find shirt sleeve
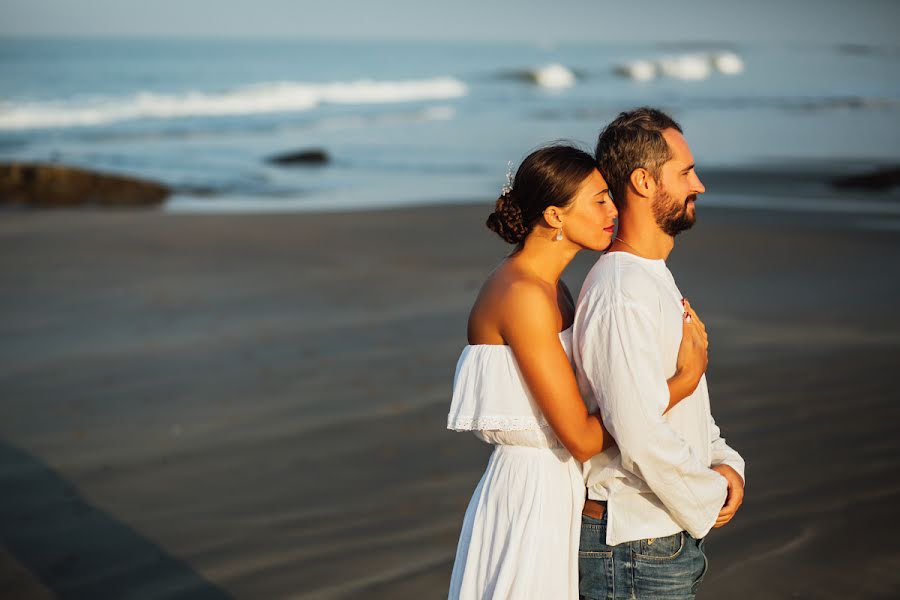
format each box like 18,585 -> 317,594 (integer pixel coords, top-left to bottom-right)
709,412 -> 746,485
576,295 -> 728,539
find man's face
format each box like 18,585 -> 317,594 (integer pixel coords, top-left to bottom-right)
651,128 -> 706,237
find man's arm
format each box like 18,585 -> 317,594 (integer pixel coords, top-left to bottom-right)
709,412 -> 745,484
576,295 -> 727,539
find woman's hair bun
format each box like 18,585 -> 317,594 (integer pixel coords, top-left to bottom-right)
485,143 -> 597,246
486,191 -> 528,244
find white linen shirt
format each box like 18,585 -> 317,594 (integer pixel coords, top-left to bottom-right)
574,251 -> 745,546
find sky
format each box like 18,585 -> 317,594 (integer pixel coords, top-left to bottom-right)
1,0 -> 898,45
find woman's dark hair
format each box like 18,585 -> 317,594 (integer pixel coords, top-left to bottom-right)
486,143 -> 596,245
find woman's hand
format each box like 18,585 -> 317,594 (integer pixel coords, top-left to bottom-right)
678,298 -> 708,379
665,299 -> 709,414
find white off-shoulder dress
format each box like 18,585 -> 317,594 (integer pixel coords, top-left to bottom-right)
447,327 -> 584,600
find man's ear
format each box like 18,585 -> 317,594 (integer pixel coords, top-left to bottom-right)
629,168 -> 654,199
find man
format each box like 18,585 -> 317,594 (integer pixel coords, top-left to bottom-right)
574,107 -> 746,599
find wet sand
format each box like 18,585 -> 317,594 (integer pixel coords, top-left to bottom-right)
1,198 -> 899,599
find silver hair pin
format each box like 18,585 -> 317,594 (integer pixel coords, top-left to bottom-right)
501,161 -> 513,195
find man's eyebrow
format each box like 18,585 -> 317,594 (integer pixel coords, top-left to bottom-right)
682,163 -> 695,173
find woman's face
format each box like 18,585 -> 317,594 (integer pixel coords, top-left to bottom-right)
558,169 -> 618,251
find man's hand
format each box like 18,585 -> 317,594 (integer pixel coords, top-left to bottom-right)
711,464 -> 744,528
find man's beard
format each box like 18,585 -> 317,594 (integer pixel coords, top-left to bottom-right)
652,186 -> 696,237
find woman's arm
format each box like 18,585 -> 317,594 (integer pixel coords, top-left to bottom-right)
502,286 -> 710,461
501,282 -> 613,463
564,281 -> 707,417
664,299 -> 709,415
666,371 -> 701,413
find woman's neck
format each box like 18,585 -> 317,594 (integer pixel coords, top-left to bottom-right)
513,233 -> 579,285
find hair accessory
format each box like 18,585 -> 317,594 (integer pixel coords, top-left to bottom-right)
501,161 -> 513,196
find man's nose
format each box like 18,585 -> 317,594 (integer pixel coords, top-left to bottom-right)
692,173 -> 706,194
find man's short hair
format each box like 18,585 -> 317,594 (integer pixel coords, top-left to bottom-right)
595,107 -> 682,210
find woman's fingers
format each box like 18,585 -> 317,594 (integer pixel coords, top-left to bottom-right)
682,300 -> 708,352
683,313 -> 706,346
683,299 -> 706,329
686,306 -> 705,333
682,299 -> 695,324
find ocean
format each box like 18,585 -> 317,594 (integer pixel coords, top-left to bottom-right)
1,38 -> 898,212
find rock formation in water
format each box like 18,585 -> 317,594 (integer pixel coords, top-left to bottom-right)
0,163 -> 170,207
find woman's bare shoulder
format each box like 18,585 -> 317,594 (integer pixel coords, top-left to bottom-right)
467,261 -> 557,345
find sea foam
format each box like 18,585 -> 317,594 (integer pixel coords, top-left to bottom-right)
530,64 -> 577,89
615,60 -> 657,82
0,77 -> 468,130
658,54 -> 713,81
615,51 -> 745,82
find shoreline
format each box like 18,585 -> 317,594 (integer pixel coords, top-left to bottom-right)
3,189 -> 899,221
3,159 -> 899,216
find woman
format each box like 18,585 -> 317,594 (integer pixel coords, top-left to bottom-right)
447,144 -> 708,599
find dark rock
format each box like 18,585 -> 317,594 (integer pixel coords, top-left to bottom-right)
832,166 -> 900,191
0,163 -> 169,207
266,148 -> 330,166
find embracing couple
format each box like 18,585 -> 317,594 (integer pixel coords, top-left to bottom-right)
447,107 -> 746,600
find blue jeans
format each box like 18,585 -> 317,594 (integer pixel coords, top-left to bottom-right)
578,511 -> 709,600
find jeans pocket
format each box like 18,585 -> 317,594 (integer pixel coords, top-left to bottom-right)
632,533 -> 697,598
579,515 -> 613,600
691,537 -> 709,594
633,531 -> 685,561
578,550 -> 613,600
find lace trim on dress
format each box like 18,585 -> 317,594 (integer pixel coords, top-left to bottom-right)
447,414 -> 550,431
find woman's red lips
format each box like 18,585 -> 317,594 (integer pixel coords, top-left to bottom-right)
603,225 -> 615,232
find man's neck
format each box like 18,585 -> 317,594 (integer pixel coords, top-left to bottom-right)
609,214 -> 674,261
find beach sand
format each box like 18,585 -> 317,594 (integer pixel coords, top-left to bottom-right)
1,200 -> 899,599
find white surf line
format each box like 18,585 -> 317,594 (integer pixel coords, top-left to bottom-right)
0,77 -> 469,130
701,193 -> 900,216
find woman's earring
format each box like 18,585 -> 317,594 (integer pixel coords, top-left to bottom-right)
556,228 -> 563,241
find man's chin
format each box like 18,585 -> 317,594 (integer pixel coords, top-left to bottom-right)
684,203 -> 697,224
654,196 -> 697,236
667,212 -> 696,236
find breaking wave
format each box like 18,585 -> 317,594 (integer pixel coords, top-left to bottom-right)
615,51 -> 745,82
0,77 -> 468,130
